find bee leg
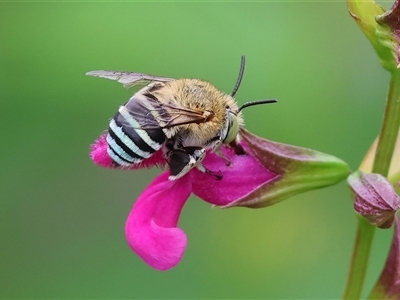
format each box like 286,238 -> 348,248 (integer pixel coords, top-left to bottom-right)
185,146 -> 223,180
196,163 -> 223,180
215,148 -> 232,166
167,146 -> 223,181
214,139 -> 246,166
168,150 -> 197,180
167,147 -> 206,180
208,137 -> 231,166
229,140 -> 246,155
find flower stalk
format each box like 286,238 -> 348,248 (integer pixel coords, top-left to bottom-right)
373,70 -> 400,176
343,216 -> 376,300
343,70 -> 400,299
344,0 -> 400,296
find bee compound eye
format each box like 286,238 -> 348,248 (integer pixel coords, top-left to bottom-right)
223,112 -> 239,144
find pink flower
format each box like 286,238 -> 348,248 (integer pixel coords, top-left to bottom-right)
90,128 -> 349,270
91,132 -> 278,270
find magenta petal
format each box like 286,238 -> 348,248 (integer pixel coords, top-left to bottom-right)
90,133 -> 166,169
125,172 -> 192,270
191,145 -> 278,206
90,134 -> 113,168
131,149 -> 166,169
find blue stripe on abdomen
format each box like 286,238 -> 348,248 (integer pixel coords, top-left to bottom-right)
106,110 -> 166,166
106,134 -> 142,164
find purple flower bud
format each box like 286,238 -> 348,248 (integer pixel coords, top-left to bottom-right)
348,171 -> 400,228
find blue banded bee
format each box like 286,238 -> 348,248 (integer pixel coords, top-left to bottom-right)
87,56 -> 277,180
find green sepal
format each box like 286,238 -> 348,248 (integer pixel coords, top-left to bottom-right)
223,128 -> 350,208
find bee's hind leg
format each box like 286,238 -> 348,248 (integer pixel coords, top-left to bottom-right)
196,163 -> 223,180
167,146 -> 223,181
167,148 -> 202,181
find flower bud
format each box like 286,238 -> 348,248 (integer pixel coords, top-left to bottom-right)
348,170 -> 400,228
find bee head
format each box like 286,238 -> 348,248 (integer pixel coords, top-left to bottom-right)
222,99 -> 277,144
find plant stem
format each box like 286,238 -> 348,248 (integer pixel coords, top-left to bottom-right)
373,70 -> 400,176
343,217 -> 375,300
343,69 -> 400,300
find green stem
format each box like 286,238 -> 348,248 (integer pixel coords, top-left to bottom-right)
373,70 -> 400,175
343,217 -> 375,300
343,70 -> 400,300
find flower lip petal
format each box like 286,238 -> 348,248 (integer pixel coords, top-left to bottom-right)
90,133 -> 166,169
125,172 -> 192,270
191,142 -> 279,206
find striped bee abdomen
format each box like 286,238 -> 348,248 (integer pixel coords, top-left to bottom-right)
106,98 -> 166,167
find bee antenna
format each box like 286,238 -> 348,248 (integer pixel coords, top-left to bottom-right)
231,55 -> 246,97
238,99 -> 278,112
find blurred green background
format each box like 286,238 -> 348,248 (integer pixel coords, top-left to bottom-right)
0,1 -> 395,299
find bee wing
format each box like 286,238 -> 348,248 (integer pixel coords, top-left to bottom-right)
122,94 -> 209,130
159,102 -> 210,129
86,70 -> 174,88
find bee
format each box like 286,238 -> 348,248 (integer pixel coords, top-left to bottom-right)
87,55 -> 277,180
